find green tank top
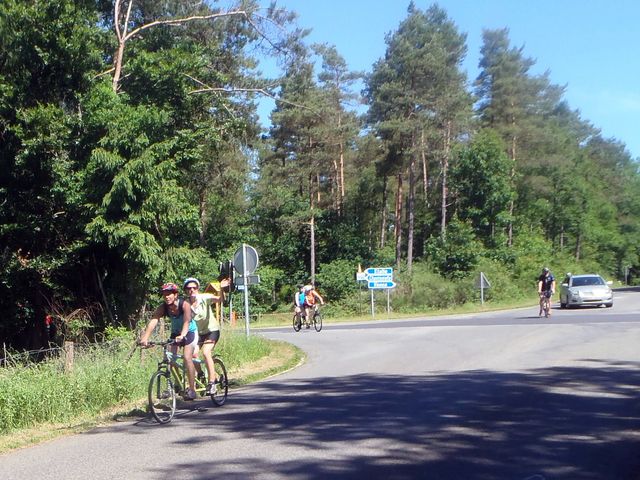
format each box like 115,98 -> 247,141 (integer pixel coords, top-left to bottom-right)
164,298 -> 197,335
190,293 -> 220,334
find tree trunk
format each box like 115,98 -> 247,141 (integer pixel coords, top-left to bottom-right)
421,129 -> 428,202
507,134 -> 517,247
407,139 -> 416,274
310,212 -> 316,285
394,173 -> 403,269
112,0 -> 132,92
331,157 -> 339,212
440,121 -> 451,238
380,174 -> 388,248
339,141 -> 345,215
309,174 -> 316,285
198,191 -> 207,247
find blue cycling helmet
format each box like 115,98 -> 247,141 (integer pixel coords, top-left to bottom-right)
183,277 -> 200,289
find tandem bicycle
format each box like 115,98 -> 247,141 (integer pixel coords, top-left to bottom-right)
141,339 -> 228,424
292,305 -> 323,332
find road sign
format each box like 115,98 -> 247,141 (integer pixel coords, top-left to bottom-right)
364,267 -> 394,289
368,280 -> 396,289
356,272 -> 367,281
366,267 -> 393,276
235,274 -> 260,286
233,244 -> 259,275
475,272 -> 491,289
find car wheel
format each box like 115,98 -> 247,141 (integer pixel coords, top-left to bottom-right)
560,301 -> 566,309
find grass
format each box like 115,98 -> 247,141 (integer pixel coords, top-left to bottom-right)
0,330 -> 303,454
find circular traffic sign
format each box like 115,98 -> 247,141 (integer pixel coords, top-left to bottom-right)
233,244 -> 259,275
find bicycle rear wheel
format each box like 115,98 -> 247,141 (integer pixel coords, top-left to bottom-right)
210,357 -> 228,406
313,311 -> 322,332
148,370 -> 176,424
293,313 -> 301,332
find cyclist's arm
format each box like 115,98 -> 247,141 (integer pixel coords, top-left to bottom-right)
551,279 -> 556,294
537,280 -> 543,294
314,291 -> 325,305
140,305 -> 164,345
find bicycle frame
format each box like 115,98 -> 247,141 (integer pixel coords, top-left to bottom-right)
154,340 -> 228,400
145,340 -> 228,424
165,349 -> 209,396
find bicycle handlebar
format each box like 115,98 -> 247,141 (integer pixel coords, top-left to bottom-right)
137,339 -> 176,348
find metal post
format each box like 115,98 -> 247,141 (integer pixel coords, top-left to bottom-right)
242,244 -> 250,337
370,289 -> 375,318
387,288 -> 390,314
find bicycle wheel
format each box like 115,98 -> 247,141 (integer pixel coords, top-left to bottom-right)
313,311 -> 322,332
210,357 -> 228,406
148,370 -> 176,424
293,313 -> 301,332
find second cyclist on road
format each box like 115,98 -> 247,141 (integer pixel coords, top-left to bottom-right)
537,267 -> 556,318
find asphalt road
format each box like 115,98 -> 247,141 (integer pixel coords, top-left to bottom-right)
1,291 -> 639,480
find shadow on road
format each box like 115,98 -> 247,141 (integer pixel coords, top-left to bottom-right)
126,360 -> 640,480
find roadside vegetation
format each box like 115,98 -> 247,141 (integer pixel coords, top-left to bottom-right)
0,328 -> 302,453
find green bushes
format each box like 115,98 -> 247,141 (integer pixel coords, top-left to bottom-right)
393,265 -> 471,312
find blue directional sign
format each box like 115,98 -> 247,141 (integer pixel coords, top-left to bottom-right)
368,280 -> 396,289
366,267 -> 392,276
364,267 -> 395,289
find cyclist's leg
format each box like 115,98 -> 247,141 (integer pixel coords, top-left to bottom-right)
201,331 -> 219,392
182,332 -> 198,396
304,305 -> 311,327
538,294 -> 544,316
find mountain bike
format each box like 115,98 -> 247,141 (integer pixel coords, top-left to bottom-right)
142,340 -> 228,424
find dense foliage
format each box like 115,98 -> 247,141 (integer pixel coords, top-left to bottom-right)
1,1 -> 638,349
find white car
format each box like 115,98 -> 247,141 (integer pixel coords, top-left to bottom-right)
559,274 -> 613,309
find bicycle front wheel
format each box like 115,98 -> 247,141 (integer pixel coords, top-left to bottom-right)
210,357 -> 229,406
293,314 -> 301,332
313,311 -> 323,332
148,370 -> 176,424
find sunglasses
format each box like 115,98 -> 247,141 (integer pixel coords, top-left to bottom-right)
184,285 -> 198,291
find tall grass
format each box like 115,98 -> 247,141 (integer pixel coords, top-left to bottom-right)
0,329 -> 274,435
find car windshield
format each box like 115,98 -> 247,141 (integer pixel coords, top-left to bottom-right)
572,276 -> 605,287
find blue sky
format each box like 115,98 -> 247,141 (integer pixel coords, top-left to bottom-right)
255,0 -> 640,160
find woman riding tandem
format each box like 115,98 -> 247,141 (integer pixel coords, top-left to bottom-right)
183,277 -> 227,395
139,282 -> 199,400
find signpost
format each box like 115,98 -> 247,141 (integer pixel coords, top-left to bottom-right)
233,244 -> 259,336
475,272 -> 491,304
359,267 -> 396,317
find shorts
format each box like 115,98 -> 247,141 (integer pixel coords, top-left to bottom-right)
199,330 -> 220,344
170,330 -> 198,349
542,290 -> 552,298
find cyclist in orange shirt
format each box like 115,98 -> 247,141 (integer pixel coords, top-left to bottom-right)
302,284 -> 324,328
